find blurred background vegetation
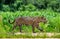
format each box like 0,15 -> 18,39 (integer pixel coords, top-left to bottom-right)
0,0 -> 60,12
0,0 -> 60,38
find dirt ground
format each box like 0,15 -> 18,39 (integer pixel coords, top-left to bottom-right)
14,32 -> 60,38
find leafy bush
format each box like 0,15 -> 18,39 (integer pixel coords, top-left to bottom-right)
0,8 -> 60,33
48,16 -> 60,32
2,5 -> 10,12
0,15 -> 6,34
24,4 -> 36,11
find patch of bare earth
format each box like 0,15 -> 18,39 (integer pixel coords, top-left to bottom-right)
14,32 -> 60,37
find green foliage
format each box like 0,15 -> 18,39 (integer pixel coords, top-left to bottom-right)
0,15 -> 6,34
0,0 -> 60,12
0,8 -> 60,33
0,8 -> 60,38
2,5 -> 10,12
24,4 -> 36,11
48,16 -> 60,32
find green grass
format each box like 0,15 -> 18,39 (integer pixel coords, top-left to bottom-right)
0,8 -> 60,38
